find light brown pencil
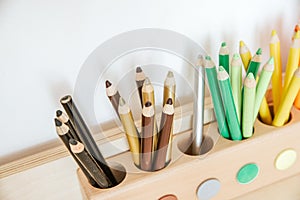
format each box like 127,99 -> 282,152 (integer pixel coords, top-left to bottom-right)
135,66 -> 146,107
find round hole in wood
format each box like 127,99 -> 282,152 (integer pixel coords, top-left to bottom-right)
158,194 -> 178,200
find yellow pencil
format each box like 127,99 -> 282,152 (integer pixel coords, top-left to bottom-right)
273,68 -> 300,127
282,31 -> 300,97
258,97 -> 272,125
239,40 -> 252,71
269,30 -> 282,114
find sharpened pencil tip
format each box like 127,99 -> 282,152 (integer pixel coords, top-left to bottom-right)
218,66 -> 225,72
233,53 -> 240,60
239,40 -> 245,47
55,118 -> 62,126
247,72 -> 255,80
271,30 -> 277,36
167,71 -> 174,78
166,98 -> 173,105
105,80 -> 112,88
221,42 -> 227,47
256,48 -> 262,55
136,66 -> 142,73
119,97 -> 126,106
69,138 -> 77,145
144,77 -> 151,85
205,55 -> 211,61
268,57 -> 274,65
56,110 -> 63,117
145,101 -> 152,107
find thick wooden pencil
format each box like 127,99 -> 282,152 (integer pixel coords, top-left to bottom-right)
253,57 -> 274,123
106,80 -> 121,118
219,42 -> 230,73
60,95 -> 117,185
69,139 -> 110,188
230,53 -> 242,123
246,48 -> 262,78
154,98 -> 174,171
218,66 -> 242,140
136,66 -> 146,107
141,101 -> 156,171
191,55 -> 205,154
54,119 -> 98,187
56,110 -> 80,141
163,71 -> 176,162
273,68 -> 300,126
118,97 -> 140,167
282,31 -> 300,96
204,56 -> 230,139
269,30 -> 282,114
239,40 -> 252,71
242,73 -> 256,138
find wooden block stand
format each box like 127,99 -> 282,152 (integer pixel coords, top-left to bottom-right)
77,107 -> 300,200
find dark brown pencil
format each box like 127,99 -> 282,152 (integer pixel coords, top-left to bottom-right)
135,66 -> 146,107
54,119 -> 98,187
105,80 -> 121,118
56,110 -> 80,141
141,101 -> 155,171
153,98 -> 174,170
60,95 -> 117,186
69,139 -> 110,188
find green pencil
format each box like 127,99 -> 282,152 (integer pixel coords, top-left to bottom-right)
230,53 -> 242,123
217,66 -> 242,141
242,73 -> 256,138
204,56 -> 230,139
219,42 -> 230,74
246,48 -> 262,78
253,57 -> 274,123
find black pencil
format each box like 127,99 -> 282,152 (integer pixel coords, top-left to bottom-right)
54,119 -> 98,187
69,139 -> 110,188
105,80 -> 121,118
60,95 -> 118,186
56,110 -> 80,141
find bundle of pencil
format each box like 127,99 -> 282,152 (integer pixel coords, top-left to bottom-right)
54,95 -> 118,188
106,68 -> 176,171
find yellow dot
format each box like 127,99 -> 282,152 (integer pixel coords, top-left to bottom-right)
275,149 -> 297,170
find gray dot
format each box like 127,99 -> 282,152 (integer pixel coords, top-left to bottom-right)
197,179 -> 221,200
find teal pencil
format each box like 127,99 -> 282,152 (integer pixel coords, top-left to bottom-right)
246,48 -> 262,78
253,57 -> 274,123
242,73 -> 256,138
219,42 -> 230,74
204,56 -> 230,139
217,66 -> 242,141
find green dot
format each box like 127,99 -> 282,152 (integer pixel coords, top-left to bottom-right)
237,163 -> 259,184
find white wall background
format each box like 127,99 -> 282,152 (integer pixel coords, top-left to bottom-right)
0,0 -> 299,158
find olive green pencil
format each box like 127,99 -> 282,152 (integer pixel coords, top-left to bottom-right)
204,56 -> 230,139
217,66 -> 242,140
242,73 -> 256,138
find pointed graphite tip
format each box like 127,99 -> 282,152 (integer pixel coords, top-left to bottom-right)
145,101 -> 152,107
205,55 -> 211,61
233,53 -> 240,60
56,110 -> 63,117
69,138 -> 77,145
144,77 -> 151,85
119,97 -> 126,106
55,118 -> 62,127
105,80 -> 112,88
247,72 -> 255,80
136,66 -> 142,73
218,65 -> 226,72
239,40 -> 245,47
167,71 -> 174,78
271,30 -> 277,36
256,48 -> 262,55
166,98 -> 173,105
221,42 -> 227,47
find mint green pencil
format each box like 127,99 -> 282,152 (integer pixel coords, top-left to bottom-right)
246,48 -> 262,78
219,42 -> 230,74
230,53 -> 242,123
204,56 -> 230,139
242,73 -> 256,138
217,66 -> 242,140
253,57 -> 274,123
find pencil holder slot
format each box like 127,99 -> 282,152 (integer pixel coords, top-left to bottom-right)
257,104 -> 293,127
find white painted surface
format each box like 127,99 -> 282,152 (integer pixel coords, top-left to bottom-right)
0,0 -> 299,157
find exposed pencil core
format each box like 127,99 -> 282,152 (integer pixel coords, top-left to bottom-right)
56,110 -> 63,117
55,118 -> 62,126
145,101 -> 152,107
166,98 -> 172,105
105,80 -> 112,88
69,138 -> 77,145
136,66 -> 142,73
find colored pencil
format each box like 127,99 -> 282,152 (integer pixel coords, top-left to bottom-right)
273,68 -> 300,126
219,42 -> 230,73
106,80 -> 121,119
191,55 -> 205,154
269,30 -> 282,114
246,48 -> 262,78
242,73 -> 256,138
154,98 -> 174,171
142,77 -> 155,107
253,57 -> 274,123
258,97 -> 272,125
217,66 -> 242,140
69,139 -> 110,188
136,66 -> 146,107
239,40 -> 252,71
230,53 -> 242,123
204,56 -> 230,139
56,110 -> 80,142
55,119 -> 98,187
118,97 -> 140,167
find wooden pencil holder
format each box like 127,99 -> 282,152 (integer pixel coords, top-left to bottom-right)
77,107 -> 300,200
